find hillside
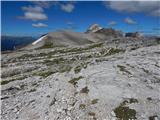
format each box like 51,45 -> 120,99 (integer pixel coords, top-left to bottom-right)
1,35 -> 160,120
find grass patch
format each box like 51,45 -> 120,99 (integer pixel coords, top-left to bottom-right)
68,76 -> 83,86
91,99 -> 99,104
18,54 -> 35,60
74,65 -> 82,74
59,65 -> 72,73
80,86 -> 89,94
114,98 -> 138,120
40,42 -> 66,49
43,58 -> 66,65
35,71 -> 55,78
86,42 -> 103,49
79,104 -> 86,109
41,43 -> 103,56
114,105 -> 136,120
39,41 -> 54,49
107,48 -> 125,55
129,98 -> 138,104
74,62 -> 89,74
1,76 -> 27,85
100,48 -> 125,56
117,65 -> 131,75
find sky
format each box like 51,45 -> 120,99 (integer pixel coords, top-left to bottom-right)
1,1 -> 160,36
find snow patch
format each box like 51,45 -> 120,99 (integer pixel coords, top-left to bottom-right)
32,35 -> 46,45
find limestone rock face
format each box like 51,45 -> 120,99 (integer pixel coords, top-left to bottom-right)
95,28 -> 124,37
86,24 -> 103,33
1,37 -> 160,120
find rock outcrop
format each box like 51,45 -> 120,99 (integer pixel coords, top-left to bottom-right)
95,28 -> 124,38
86,24 -> 103,33
1,36 -> 160,120
125,32 -> 142,38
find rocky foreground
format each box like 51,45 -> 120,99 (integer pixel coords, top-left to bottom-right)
1,41 -> 160,120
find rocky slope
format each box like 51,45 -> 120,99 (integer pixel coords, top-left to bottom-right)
24,25 -> 124,50
1,36 -> 160,120
24,30 -> 98,50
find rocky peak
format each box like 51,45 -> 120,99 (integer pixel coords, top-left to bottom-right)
86,24 -> 103,33
95,28 -> 124,37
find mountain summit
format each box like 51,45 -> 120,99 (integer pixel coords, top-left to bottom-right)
86,24 -> 103,33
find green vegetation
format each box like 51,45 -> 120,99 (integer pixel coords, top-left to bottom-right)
74,65 -> 82,74
68,76 -> 83,86
91,99 -> 99,104
59,65 -> 72,73
38,41 -> 66,49
107,48 -> 125,55
114,105 -> 136,120
41,42 -> 103,56
35,71 -> 56,78
114,98 -> 138,120
74,62 -> 89,74
79,104 -> 86,109
80,86 -> 89,94
43,58 -> 66,65
39,42 -> 54,49
1,76 -> 27,85
129,98 -> 138,104
117,65 -> 131,75
86,42 -> 103,49
99,48 -> 125,57
18,54 -> 35,60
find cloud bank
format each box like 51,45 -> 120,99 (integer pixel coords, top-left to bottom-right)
105,1 -> 160,17
124,18 -> 137,24
61,3 -> 75,13
108,21 -> 117,26
32,23 -> 48,28
19,6 -> 48,21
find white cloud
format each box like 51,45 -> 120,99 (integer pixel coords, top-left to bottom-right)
124,17 -> 137,24
61,3 -> 74,13
32,22 -> 48,27
108,21 -> 117,26
19,6 -> 48,21
32,1 -> 59,8
150,8 -> 160,17
105,1 -> 160,17
24,12 -> 47,21
22,6 -> 43,12
66,21 -> 73,25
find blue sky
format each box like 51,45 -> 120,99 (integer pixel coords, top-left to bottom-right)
1,1 -> 160,36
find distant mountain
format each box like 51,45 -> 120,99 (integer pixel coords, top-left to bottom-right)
95,28 -> 124,38
26,24 -> 126,50
21,24 -> 159,50
86,24 -> 103,33
25,30 -> 100,50
1,36 -> 36,51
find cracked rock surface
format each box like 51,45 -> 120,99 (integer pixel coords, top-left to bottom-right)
1,41 -> 160,120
